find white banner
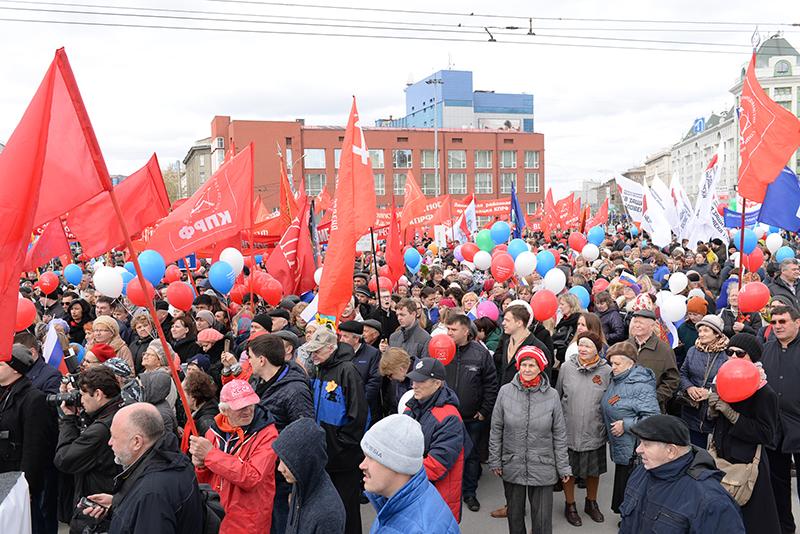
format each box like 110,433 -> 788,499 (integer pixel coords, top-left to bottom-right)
650,177 -> 679,234
692,144 -> 723,229
642,184 -> 672,248
670,174 -> 695,241
615,174 -> 645,223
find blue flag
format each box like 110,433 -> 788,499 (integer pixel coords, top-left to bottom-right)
510,180 -> 526,238
758,167 -> 800,232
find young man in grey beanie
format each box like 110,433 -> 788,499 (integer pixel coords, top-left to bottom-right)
360,414 -> 459,534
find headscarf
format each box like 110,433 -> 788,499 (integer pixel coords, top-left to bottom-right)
91,316 -> 127,356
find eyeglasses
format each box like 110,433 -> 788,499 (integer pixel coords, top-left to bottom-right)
725,348 -> 747,357
93,328 -> 113,334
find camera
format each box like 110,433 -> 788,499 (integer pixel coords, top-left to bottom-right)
46,389 -> 81,408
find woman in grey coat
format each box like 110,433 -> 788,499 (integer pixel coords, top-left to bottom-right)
556,331 -> 611,526
601,341 -> 659,515
489,345 -> 572,534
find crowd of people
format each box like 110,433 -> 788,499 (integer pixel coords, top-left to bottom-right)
2,225 -> 800,534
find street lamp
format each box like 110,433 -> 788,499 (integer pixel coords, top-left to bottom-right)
425,78 -> 443,195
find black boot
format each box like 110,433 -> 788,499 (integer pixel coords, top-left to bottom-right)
565,502 -> 582,527
584,499 -> 605,523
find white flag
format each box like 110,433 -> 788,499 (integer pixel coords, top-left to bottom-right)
615,174 -> 645,223
642,184 -> 672,248
670,174 -> 696,241
650,177 -> 679,233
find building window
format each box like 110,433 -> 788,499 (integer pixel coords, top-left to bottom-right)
475,172 -> 493,194
500,172 -> 516,194
451,137 -> 463,144
393,149 -> 412,168
369,149 -> 384,169
198,155 -> 205,167
304,149 -> 326,169
285,148 -> 293,178
448,173 -> 467,195
215,137 -> 224,149
393,173 -> 407,196
334,149 -> 341,169
305,173 -> 325,196
448,150 -> 467,169
199,171 -> 207,184
374,173 -> 385,196
525,172 -> 540,193
774,87 -> 792,99
524,150 -> 540,169
422,173 -> 440,196
421,150 -> 438,169
526,202 -> 538,214
500,150 -> 517,168
475,150 -> 492,169
775,60 -> 792,77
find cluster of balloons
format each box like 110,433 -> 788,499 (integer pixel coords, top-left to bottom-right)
566,228 -> 601,262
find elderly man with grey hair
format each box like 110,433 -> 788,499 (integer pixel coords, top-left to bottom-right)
768,258 -> 800,310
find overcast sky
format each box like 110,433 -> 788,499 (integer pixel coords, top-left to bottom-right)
0,0 -> 797,198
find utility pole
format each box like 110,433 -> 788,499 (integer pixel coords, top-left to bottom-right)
426,77 -> 444,195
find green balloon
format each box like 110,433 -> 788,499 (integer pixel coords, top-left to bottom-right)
476,229 -> 494,252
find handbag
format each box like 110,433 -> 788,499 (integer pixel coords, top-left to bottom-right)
675,352 -> 720,410
707,441 -> 761,506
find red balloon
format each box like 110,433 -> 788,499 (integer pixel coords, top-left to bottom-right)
260,279 -> 283,306
166,281 -> 193,312
428,334 -> 456,366
230,284 -> 247,305
592,279 -> 610,295
490,253 -> 515,283
164,265 -> 182,283
531,289 -> 558,321
126,277 -> 155,307
568,232 -> 588,252
739,281 -> 770,313
461,243 -> 479,262
251,271 -> 271,295
416,246 -> 426,255
378,265 -> 391,279
494,244 -> 508,253
716,358 -> 761,403
38,272 -> 59,295
716,203 -> 726,217
742,247 -> 764,272
548,249 -> 561,266
16,298 -> 37,331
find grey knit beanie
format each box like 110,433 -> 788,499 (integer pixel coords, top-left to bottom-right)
360,414 -> 424,475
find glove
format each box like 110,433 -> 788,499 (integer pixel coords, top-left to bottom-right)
716,399 -> 740,424
706,391 -> 720,418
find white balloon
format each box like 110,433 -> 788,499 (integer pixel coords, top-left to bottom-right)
314,267 -> 323,285
753,225 -> 767,239
397,389 -> 415,414
660,294 -> 687,323
655,290 -> 672,308
543,268 -> 566,294
514,251 -> 537,277
507,299 -> 534,327
668,272 -> 688,294
731,252 -> 741,268
473,251 -> 492,271
581,243 -> 600,261
688,288 -> 706,300
93,266 -> 123,298
113,266 -> 128,275
219,247 -> 244,276
766,233 -> 783,254
91,260 -> 104,272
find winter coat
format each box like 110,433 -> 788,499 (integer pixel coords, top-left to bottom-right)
171,336 -> 201,364
489,374 -> 572,486
254,361 -> 314,432
367,307 -> 400,341
366,468 -> 460,534
0,376 -> 56,495
26,355 -> 61,394
196,405 -> 279,534
404,385 -> 465,522
761,336 -> 800,453
193,399 -> 219,438
556,355 -> 612,452
619,447 -> 745,534
310,342 -> 368,472
53,397 -> 124,533
704,270 -> 723,295
389,323 -> 431,362
483,326 -> 502,353
552,313 -> 579,363
128,332 -> 154,375
769,276 -> 800,310
598,305 -> 627,345
630,333 -> 680,412
67,300 -> 92,345
531,320 -> 555,357
140,371 -> 178,435
601,365 -> 660,464
675,321 -> 698,369
718,308 -> 762,339
495,331 -> 552,387
381,374 -> 412,418
272,418 -> 346,534
108,432 -> 203,534
343,343 -> 383,425
444,340 -> 498,420
678,346 -> 728,433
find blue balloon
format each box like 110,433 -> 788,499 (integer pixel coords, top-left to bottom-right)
490,221 -> 511,244
507,238 -> 528,260
408,262 -> 421,275
404,247 -> 421,268
775,246 -> 795,263
254,254 -> 263,264
138,250 -> 166,286
569,286 -> 590,309
535,250 -> 555,276
732,229 -> 758,255
120,271 -> 135,295
208,261 -> 236,294
124,261 -> 136,274
587,226 -> 605,246
63,264 -> 83,285
769,226 -> 780,235
630,226 -> 639,237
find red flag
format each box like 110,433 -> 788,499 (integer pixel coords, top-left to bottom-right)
315,187 -> 332,213
553,193 -> 574,230
265,196 -> 316,295
144,144 -> 254,264
317,98 -> 377,322
399,170 -> 426,231
586,198 -> 609,229
24,218 -> 71,271
738,53 -> 800,202
66,155 -> 170,257
429,195 -> 453,226
386,200 -> 404,285
0,48 -> 111,361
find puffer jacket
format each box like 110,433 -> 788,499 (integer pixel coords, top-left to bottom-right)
388,323 -> 431,362
489,374 -> 572,486
444,340 -> 498,420
601,365 -> 660,464
598,305 -> 627,345
768,276 -> 800,310
679,346 -> 728,434
253,361 -> 314,432
556,355 -> 612,452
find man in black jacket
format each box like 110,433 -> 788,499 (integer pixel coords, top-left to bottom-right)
13,331 -> 60,395
444,314 -> 498,512
768,259 -> 800,310
337,320 -> 382,426
82,403 -> 203,534
54,366 -> 124,533
367,289 -> 400,340
496,304 -> 552,384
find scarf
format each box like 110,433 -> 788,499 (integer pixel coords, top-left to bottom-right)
694,333 -> 728,354
519,374 -> 542,389
214,413 -> 245,449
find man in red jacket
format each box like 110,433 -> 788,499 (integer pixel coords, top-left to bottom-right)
189,379 -> 279,534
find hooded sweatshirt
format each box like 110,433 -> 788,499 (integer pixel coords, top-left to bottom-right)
140,371 -> 177,435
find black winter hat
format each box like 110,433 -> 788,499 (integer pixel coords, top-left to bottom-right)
728,333 -> 763,363
252,314 -> 273,332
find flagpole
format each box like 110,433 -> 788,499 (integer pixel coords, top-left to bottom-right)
738,194 -> 746,289
369,226 -> 387,317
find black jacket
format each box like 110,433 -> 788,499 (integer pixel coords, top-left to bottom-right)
272,418 -> 346,534
108,432 -> 203,534
171,336 -> 201,364
552,313 -> 579,363
768,276 -> 800,310
718,308 -> 761,339
598,305 -> 627,345
27,356 -> 61,395
310,343 -> 368,472
254,361 -> 315,433
193,399 -> 219,438
444,340 -> 498,420
0,376 -> 56,495
128,332 -> 155,375
367,307 -> 400,340
343,343 -> 383,425
495,331 -> 552,386
54,397 -> 124,533
531,320 -> 555,357
761,336 -> 800,453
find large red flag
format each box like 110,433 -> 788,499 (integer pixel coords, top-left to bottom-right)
399,170 -> 426,231
316,187 -> 332,214
24,218 -> 71,272
144,144 -> 254,264
66,154 -> 170,257
265,195 -> 316,295
0,48 -> 112,361
385,200 -> 405,285
738,53 -> 800,202
585,198 -> 609,229
317,98 -> 377,323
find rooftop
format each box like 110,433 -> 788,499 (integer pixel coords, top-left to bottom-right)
756,35 -> 800,67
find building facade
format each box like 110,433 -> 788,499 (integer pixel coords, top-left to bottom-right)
182,137 -> 212,196
644,149 -> 672,185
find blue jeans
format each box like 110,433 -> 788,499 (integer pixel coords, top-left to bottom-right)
462,418 -> 486,498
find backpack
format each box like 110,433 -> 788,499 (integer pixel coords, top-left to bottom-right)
199,483 -> 225,534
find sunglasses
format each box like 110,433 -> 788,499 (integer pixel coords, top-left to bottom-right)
725,348 -> 747,357
770,319 -> 790,325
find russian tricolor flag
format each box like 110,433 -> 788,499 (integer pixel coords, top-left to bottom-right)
42,324 -> 68,375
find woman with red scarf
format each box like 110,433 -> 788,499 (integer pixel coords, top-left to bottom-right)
489,346 -> 572,534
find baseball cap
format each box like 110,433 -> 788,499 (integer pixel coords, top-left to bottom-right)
406,357 -> 446,382
219,379 -> 260,411
301,327 -> 338,353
